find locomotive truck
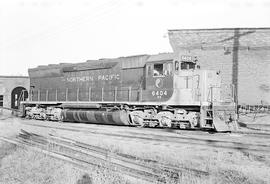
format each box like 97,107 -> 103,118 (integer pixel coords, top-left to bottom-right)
20,53 -> 237,132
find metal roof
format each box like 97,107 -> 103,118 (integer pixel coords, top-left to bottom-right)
62,60 -> 118,72
119,55 -> 150,69
29,53 -> 178,73
147,53 -> 175,62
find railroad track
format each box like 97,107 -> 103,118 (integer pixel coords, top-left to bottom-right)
47,133 -> 209,176
10,116 -> 270,140
21,121 -> 270,154
0,129 -> 209,183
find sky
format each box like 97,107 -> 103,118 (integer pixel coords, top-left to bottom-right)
0,0 -> 269,76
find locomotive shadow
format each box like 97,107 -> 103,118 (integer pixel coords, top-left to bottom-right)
116,129 -> 270,154
23,120 -> 270,154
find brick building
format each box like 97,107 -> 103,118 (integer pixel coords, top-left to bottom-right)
0,76 -> 29,110
168,28 -> 270,105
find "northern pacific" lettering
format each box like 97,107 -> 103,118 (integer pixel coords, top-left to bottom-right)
66,74 -> 120,82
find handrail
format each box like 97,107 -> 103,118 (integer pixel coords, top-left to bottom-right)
29,87 -> 174,102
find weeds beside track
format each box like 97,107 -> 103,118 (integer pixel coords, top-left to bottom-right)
0,129 -> 209,183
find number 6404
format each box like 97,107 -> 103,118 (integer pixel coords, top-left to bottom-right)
152,90 -> 167,96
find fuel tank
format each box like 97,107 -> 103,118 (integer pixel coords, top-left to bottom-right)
61,109 -> 131,126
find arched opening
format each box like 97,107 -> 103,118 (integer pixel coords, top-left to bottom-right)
11,87 -> 28,109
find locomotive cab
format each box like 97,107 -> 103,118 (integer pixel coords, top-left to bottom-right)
144,61 -> 174,102
171,57 -> 222,105
168,56 -> 237,131
175,55 -> 199,71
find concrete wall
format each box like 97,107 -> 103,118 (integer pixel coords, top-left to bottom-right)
0,76 -> 30,108
168,28 -> 270,105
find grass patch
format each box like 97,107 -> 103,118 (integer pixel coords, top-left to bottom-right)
92,139 -> 270,184
0,144 -> 143,184
0,143 -> 17,166
0,147 -> 82,184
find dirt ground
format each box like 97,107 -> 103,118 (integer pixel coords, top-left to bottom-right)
0,112 -> 270,184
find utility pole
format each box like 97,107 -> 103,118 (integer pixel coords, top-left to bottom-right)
219,28 -> 255,112
232,28 -> 240,110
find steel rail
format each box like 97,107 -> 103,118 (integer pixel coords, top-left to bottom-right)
1,135 -> 158,183
47,133 -> 209,176
17,130 -> 180,183
21,122 -> 270,153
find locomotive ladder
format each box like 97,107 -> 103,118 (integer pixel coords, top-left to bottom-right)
204,87 -> 214,127
206,86 -> 238,132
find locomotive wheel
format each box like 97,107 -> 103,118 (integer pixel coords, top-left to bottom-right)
159,117 -> 172,127
156,111 -> 174,128
129,111 -> 145,127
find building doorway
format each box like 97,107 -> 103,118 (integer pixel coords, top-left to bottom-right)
11,87 -> 28,109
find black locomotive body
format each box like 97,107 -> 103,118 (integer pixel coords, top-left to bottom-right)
21,53 -> 237,131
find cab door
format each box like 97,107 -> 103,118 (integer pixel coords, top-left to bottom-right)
144,61 -> 174,102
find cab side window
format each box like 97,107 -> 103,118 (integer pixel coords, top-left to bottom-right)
153,62 -> 173,76
153,63 -> 164,76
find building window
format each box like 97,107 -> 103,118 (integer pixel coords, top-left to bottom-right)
0,95 -> 3,107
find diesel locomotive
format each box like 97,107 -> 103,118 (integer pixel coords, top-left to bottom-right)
20,53 -> 237,131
